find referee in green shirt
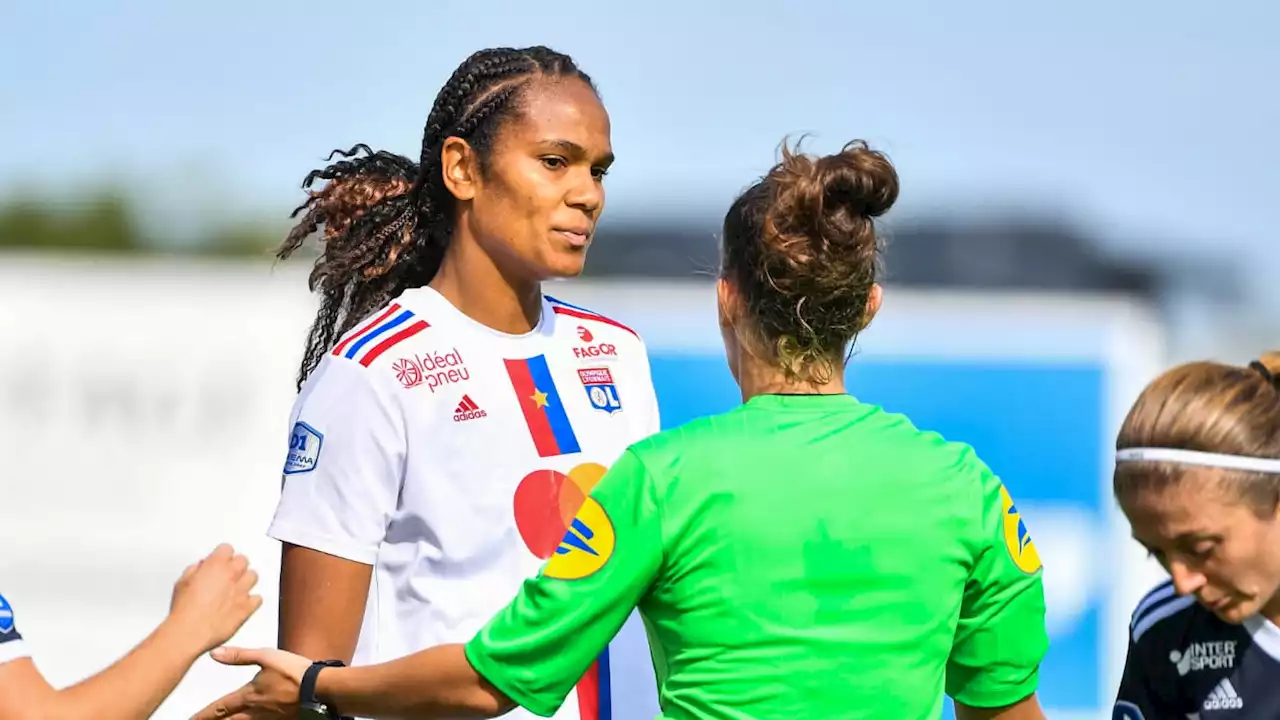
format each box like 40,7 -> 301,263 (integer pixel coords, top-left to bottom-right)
197,139 -> 1049,720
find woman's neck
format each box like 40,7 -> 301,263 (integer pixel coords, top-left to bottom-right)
429,239 -> 542,335
735,353 -> 847,403
1259,595 -> 1280,630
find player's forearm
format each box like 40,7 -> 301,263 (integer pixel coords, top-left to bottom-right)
316,644 -> 513,720
42,617 -> 203,720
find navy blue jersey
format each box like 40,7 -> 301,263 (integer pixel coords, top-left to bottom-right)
1115,580 -> 1280,718
0,592 -> 26,666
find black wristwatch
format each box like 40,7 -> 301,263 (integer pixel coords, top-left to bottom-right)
298,660 -> 351,720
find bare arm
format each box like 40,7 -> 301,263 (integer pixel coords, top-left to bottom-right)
0,659 -> 58,719
955,694 -> 1046,720
0,621 -> 206,720
278,543 -> 372,662
277,548 -> 501,718
318,644 -> 511,719
196,644 -> 510,720
0,545 -> 260,720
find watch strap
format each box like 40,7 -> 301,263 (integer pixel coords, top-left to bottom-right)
300,660 -> 346,716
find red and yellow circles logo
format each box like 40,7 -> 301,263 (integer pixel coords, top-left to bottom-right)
513,463 -> 615,580
1000,485 -> 1042,574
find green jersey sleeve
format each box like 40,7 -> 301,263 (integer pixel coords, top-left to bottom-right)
465,448 -> 664,717
945,458 -> 1049,708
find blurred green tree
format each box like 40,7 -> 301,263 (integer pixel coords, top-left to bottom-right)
0,189 -> 141,252
0,184 -> 284,258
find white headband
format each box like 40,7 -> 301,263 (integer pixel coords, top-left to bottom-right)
1116,447 -> 1280,475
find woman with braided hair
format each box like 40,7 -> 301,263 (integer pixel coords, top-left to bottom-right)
1112,352 -> 1280,718
197,46 -> 661,720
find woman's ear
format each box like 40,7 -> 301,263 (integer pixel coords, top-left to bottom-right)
440,137 -> 478,201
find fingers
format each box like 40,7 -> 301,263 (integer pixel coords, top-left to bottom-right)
209,646 -> 262,666
194,545 -> 252,584
207,551 -> 248,578
178,562 -> 199,584
190,687 -> 250,720
236,568 -> 260,594
211,647 -> 308,684
207,543 -> 235,562
224,595 -> 264,640
190,682 -> 295,720
228,552 -> 249,578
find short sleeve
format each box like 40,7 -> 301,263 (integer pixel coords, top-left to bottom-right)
945,461 -> 1049,707
465,449 -> 664,718
0,593 -> 29,666
1113,637 -> 1176,719
266,356 -> 405,565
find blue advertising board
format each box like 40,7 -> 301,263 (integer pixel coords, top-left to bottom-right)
555,281 -> 1169,719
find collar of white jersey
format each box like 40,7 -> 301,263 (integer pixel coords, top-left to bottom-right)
1115,447 -> 1280,475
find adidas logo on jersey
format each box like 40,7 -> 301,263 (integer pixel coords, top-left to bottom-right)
453,395 -> 487,423
1203,677 -> 1243,710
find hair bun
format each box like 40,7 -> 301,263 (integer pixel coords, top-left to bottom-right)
816,140 -> 898,219
771,139 -> 899,227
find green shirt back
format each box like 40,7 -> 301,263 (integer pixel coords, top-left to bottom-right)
467,393 -> 1048,719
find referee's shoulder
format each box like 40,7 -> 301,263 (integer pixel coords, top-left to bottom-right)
863,404 -> 986,472
621,406 -> 744,478
1128,578 -> 1199,645
628,411 -> 720,455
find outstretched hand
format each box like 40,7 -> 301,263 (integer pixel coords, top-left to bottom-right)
190,647 -> 311,719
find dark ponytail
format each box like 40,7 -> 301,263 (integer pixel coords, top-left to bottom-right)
281,46 -> 596,390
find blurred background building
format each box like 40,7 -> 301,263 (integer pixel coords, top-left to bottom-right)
1,1 -> 1275,718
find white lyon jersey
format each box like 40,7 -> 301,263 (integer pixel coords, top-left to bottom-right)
268,286 -> 661,720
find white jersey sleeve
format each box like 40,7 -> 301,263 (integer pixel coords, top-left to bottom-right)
268,354 -> 406,565
0,593 -> 28,666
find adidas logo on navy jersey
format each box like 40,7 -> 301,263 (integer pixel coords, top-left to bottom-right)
1203,677 -> 1243,710
452,395 -> 486,423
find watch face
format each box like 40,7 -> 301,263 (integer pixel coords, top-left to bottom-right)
298,705 -> 331,720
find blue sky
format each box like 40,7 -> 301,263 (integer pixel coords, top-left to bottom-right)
3,0 -> 1275,298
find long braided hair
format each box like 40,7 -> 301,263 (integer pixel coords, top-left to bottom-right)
280,47 -> 596,389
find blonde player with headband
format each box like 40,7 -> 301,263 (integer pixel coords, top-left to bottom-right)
1112,353 -> 1280,719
